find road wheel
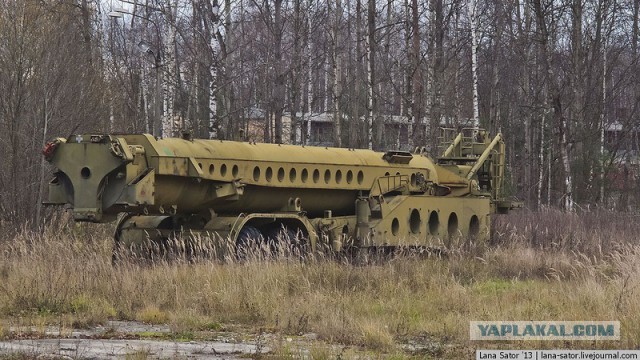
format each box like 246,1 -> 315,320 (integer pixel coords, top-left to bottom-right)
112,213 -> 133,266
264,226 -> 307,259
235,225 -> 266,260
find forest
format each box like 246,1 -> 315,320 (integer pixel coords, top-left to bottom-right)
0,0 -> 639,225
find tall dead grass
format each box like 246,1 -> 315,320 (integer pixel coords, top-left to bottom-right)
1,210 -> 640,354
492,208 -> 640,255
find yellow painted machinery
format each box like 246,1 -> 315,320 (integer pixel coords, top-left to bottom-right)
44,128 -> 513,257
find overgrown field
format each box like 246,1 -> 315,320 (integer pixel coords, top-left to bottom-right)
1,210 -> 640,358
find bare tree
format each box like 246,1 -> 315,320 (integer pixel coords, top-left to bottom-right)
331,0 -> 343,147
469,0 -> 479,127
366,0 -> 375,149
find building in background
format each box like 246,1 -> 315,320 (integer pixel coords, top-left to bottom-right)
245,111 -> 447,150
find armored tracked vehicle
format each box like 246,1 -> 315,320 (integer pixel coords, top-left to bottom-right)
43,128 -> 512,257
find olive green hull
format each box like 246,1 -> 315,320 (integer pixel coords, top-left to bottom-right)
154,181 -> 358,217
45,130 -> 509,253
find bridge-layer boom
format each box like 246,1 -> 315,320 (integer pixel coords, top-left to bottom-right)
44,129 -> 511,257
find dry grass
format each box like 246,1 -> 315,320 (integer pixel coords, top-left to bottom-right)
1,210 -> 640,357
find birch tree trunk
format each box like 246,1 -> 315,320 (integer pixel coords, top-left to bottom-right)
634,0 -> 639,55
429,0 -> 444,151
406,0 -> 421,148
36,97 -> 50,227
556,97 -> 573,211
469,0 -> 479,127
324,56 -> 329,113
162,0 -> 178,138
537,94 -> 547,209
533,0 -> 573,211
366,0 -> 375,150
411,0 -> 421,145
305,0 -> 313,144
600,42 -> 606,204
290,0 -> 303,144
141,69 -> 150,133
488,3 -> 504,134
568,0 -> 582,209
223,0 -> 234,138
272,0 -> 285,144
536,8 -> 548,209
516,0 -> 534,206
205,0 -> 220,139
354,0 -> 363,148
332,0 -> 342,147
404,0 -> 413,148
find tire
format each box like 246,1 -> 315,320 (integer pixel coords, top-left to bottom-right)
264,226 -> 307,259
112,213 -> 133,266
112,238 -> 123,266
235,225 -> 266,260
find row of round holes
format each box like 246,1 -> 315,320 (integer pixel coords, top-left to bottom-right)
256,166 -> 364,185
198,162 -> 365,185
392,209 -> 435,236
391,210 -> 480,238
199,163 -> 240,178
